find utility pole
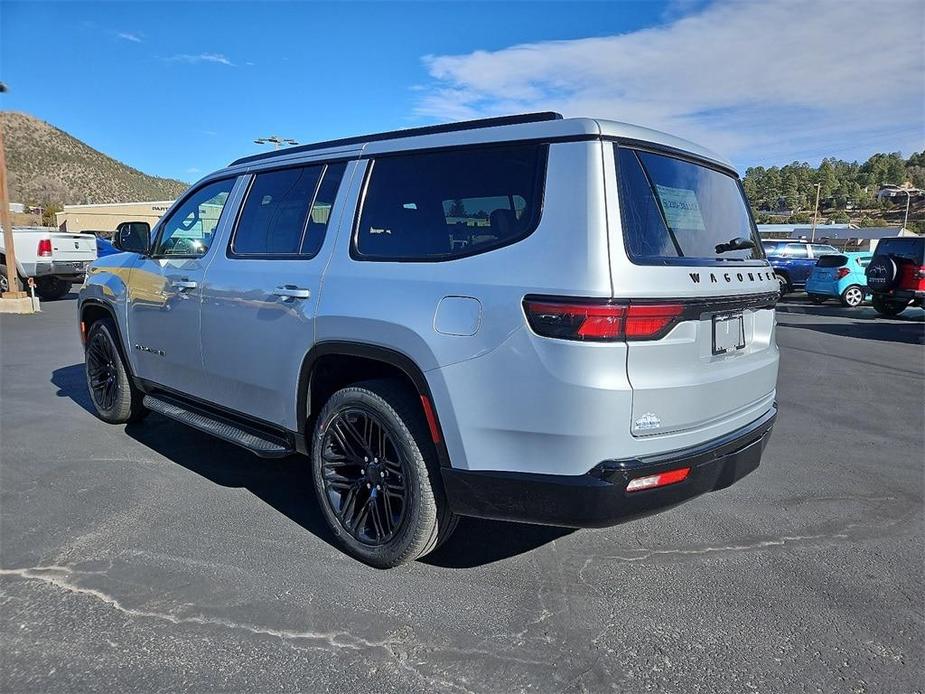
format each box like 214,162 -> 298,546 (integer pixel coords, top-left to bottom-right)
254,135 -> 298,150
810,182 -> 822,242
0,81 -> 26,298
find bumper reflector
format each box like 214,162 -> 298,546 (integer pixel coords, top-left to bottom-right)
625,466 -> 691,492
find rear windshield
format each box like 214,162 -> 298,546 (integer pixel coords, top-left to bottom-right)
875,237 -> 924,263
816,254 -> 848,267
616,146 -> 762,264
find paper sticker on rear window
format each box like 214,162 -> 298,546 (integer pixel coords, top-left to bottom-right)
654,185 -> 705,231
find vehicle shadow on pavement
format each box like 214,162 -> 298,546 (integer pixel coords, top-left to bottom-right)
51,363 -> 95,413
776,320 -> 925,345
777,303 -> 925,322
50,363 -> 574,569
423,519 -> 574,568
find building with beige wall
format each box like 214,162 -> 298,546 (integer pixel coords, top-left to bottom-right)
56,200 -> 175,234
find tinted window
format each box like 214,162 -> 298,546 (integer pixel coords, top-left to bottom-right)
302,162 -> 346,257
616,146 -> 761,263
355,144 -> 546,260
155,178 -> 235,257
233,166 -> 323,255
782,244 -> 809,258
875,237 -> 925,263
816,254 -> 847,267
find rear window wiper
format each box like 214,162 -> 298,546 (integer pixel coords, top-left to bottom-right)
715,237 -> 756,254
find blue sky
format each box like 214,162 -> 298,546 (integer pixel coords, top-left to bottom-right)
2,1 -> 922,183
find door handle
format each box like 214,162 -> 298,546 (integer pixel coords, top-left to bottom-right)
171,279 -> 198,291
273,286 -> 311,301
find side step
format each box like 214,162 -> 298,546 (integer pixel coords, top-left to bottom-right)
142,394 -> 295,458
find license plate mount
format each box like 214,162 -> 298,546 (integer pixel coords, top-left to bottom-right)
712,313 -> 745,355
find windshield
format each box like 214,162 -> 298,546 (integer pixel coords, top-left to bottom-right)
615,146 -> 762,264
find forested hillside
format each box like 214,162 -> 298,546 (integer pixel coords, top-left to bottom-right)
742,151 -> 925,231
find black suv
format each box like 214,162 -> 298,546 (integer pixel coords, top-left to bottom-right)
865,237 -> 925,316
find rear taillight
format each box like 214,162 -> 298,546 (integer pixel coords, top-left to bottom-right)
37,239 -> 52,257
835,267 -> 850,279
523,298 -> 684,342
626,467 -> 691,492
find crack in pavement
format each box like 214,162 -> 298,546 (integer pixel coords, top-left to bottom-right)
590,532 -> 850,562
0,565 -> 494,694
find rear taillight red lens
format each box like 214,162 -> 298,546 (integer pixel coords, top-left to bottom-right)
523,299 -> 684,342
624,304 -> 684,338
836,267 -> 850,279
37,239 -> 52,257
523,301 -> 626,341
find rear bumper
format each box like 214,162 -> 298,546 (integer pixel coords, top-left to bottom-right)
872,288 -> 925,302
28,261 -> 90,280
442,404 -> 777,528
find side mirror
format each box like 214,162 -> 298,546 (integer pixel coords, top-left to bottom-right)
113,222 -> 151,254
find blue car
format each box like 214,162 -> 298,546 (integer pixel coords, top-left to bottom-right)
762,240 -> 839,294
95,236 -> 119,258
805,252 -> 872,307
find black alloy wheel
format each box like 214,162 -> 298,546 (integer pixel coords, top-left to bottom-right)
320,407 -> 408,545
86,328 -> 120,412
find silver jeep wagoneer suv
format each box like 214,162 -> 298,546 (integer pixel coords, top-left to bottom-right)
79,113 -> 779,567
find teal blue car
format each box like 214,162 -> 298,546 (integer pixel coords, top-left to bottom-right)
806,252 -> 872,307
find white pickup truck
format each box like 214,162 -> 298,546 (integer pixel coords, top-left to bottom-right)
0,227 -> 98,299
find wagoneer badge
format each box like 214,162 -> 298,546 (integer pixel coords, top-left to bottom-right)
634,412 -> 661,432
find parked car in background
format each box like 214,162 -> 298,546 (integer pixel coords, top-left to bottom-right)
805,252 -> 872,307
762,240 -> 839,294
0,227 -> 97,299
865,236 -> 925,316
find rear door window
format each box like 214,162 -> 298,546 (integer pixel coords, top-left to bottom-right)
782,244 -> 809,258
811,244 -> 838,257
615,146 -> 761,264
354,144 -> 547,261
231,163 -> 345,257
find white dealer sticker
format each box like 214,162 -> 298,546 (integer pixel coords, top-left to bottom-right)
655,185 -> 706,231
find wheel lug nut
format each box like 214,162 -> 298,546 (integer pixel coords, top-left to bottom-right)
376,485 -> 381,490
380,471 -> 385,478
361,468 -> 365,474
374,458 -> 378,463
364,457 -> 369,462
366,483 -> 371,489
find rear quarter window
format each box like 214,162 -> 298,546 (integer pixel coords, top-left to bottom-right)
353,144 -> 547,261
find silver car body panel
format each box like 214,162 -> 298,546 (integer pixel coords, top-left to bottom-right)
80,115 -> 778,478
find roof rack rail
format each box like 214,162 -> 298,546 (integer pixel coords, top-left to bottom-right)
230,111 -> 563,166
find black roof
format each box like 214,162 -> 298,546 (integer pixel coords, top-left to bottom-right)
230,112 -> 563,167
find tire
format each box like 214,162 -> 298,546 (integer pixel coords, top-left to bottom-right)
0,264 -> 9,293
809,294 -> 826,304
775,273 -> 791,295
311,379 -> 457,568
84,319 -> 146,424
866,256 -> 898,292
840,285 -> 865,308
35,276 -> 71,300
871,294 -> 908,317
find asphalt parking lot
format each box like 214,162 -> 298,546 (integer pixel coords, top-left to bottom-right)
1,294 -> 923,693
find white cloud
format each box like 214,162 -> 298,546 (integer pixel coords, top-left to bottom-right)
417,0 -> 925,167
117,32 -> 142,43
167,53 -> 235,67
